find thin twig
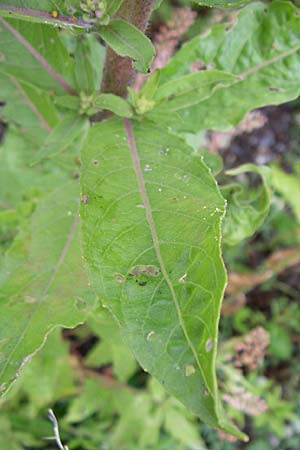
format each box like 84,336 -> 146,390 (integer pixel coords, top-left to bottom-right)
48,409 -> 69,450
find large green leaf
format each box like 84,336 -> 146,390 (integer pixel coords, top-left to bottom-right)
149,1 -> 300,132
80,117 -> 246,439
0,181 -> 94,395
99,19 -> 155,73
0,18 -> 77,95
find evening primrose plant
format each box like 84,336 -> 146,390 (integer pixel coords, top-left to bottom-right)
1,0 -> 300,442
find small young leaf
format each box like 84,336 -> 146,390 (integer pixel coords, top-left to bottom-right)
139,70 -> 161,100
98,19 -> 155,73
95,94 -> 133,117
54,95 -> 81,111
74,34 -> 105,94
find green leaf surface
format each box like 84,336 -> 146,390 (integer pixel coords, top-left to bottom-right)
222,164 -> 271,246
155,1 -> 300,132
0,18 -> 77,95
86,307 -> 137,381
32,114 -> 89,164
74,34 -> 105,94
0,129 -> 73,210
0,73 -> 58,147
19,329 -> 76,409
95,94 -> 133,118
146,70 -> 236,126
80,117 -> 246,439
98,19 -> 155,73
0,181 -> 94,395
270,166 -> 300,225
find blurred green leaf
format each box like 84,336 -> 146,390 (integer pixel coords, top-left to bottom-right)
66,378 -> 114,423
268,324 -> 293,361
32,114 -> 89,164
271,166 -> 300,225
95,94 -> 133,118
222,164 -> 271,246
0,181 -> 95,395
0,18 -> 76,95
20,329 -> 76,411
86,308 -> 137,381
74,34 -> 105,94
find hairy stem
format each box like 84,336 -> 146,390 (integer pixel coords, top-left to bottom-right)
101,0 -> 155,98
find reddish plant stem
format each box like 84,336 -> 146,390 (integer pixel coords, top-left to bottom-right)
0,5 -> 93,29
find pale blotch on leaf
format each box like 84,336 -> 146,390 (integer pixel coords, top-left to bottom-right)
144,164 -> 152,172
185,364 -> 196,377
157,147 -> 170,156
146,331 -> 155,342
24,296 -> 36,303
129,265 -> 160,278
113,273 -> 126,283
205,338 -> 213,352
80,193 -> 89,204
203,388 -> 209,397
179,273 -> 187,283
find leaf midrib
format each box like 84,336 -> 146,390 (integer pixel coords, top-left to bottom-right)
123,118 -> 215,398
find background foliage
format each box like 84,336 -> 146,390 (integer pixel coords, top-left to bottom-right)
0,0 -> 300,448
